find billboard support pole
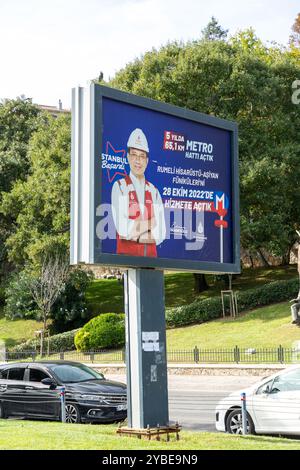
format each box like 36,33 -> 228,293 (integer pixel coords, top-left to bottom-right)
124,268 -> 169,429
220,218 -> 224,263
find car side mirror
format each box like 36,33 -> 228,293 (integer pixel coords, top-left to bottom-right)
263,385 -> 270,394
41,378 -> 57,390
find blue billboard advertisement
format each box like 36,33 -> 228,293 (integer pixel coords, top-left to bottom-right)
93,85 -> 239,273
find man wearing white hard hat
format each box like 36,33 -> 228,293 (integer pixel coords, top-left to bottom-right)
111,128 -> 166,257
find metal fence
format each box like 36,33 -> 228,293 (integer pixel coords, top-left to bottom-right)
167,346 -> 300,364
3,345 -> 300,364
3,349 -> 125,364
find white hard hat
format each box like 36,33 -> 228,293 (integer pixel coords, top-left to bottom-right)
127,128 -> 149,153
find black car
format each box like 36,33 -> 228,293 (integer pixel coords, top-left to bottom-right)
0,361 -> 127,424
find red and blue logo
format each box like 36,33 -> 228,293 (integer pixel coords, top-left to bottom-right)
213,192 -> 229,229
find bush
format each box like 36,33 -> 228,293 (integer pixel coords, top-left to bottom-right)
51,268 -> 94,333
75,313 -> 125,351
10,329 -> 79,353
166,278 -> 299,328
4,270 -> 39,320
236,278 -> 299,312
4,267 -> 93,331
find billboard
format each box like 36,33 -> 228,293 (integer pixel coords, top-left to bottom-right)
71,84 -> 239,273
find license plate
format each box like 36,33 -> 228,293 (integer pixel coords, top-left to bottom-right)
116,404 -> 127,411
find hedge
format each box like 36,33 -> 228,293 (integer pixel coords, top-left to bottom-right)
10,329 -> 79,353
165,278 -> 299,328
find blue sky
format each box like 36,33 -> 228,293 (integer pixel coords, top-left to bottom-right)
0,0 -> 298,108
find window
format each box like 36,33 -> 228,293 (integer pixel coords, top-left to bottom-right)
49,364 -> 104,383
256,379 -> 274,395
7,368 -> 25,381
271,369 -> 300,393
0,370 -> 9,380
29,369 -> 50,383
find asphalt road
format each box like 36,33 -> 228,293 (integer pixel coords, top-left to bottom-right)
106,374 -> 260,432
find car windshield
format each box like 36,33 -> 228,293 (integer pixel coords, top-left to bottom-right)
48,364 -> 104,383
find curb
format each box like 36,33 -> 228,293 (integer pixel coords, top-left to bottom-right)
88,363 -> 288,376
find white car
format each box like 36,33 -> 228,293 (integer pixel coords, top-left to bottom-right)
216,365 -> 300,435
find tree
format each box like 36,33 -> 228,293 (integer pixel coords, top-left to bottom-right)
4,269 -> 39,320
1,113 -> 71,266
110,33 -> 300,264
0,98 -> 40,278
4,267 -> 93,334
30,255 -> 69,354
201,16 -> 228,41
290,13 -> 300,47
51,268 -> 94,333
193,273 -> 209,293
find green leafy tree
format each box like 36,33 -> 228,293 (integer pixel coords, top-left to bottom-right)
4,266 -> 93,333
0,113 -> 71,266
4,269 -> 40,320
110,33 -> 300,264
51,268 -> 94,333
0,98 -> 40,277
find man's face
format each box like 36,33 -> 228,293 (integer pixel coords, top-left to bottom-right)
128,148 -> 148,178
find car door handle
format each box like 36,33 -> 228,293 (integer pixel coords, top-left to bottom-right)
25,386 -> 34,390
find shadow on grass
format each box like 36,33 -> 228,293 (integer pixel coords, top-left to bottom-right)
247,433 -> 300,444
86,266 -> 298,320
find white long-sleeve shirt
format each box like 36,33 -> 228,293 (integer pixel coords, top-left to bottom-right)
111,172 -> 166,246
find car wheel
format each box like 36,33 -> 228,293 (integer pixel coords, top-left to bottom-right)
226,409 -> 255,435
0,403 -> 6,419
65,403 -> 81,424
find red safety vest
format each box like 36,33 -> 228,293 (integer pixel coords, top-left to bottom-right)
116,175 -> 157,257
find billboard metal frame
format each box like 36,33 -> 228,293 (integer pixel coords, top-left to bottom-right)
71,83 -> 240,274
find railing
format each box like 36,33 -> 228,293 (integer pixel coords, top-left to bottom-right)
3,349 -> 125,364
3,345 -> 300,364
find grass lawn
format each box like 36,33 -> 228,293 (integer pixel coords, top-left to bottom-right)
86,265 -> 297,314
167,301 -> 300,349
0,420 -> 300,450
0,308 -> 43,348
86,278 -> 124,314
